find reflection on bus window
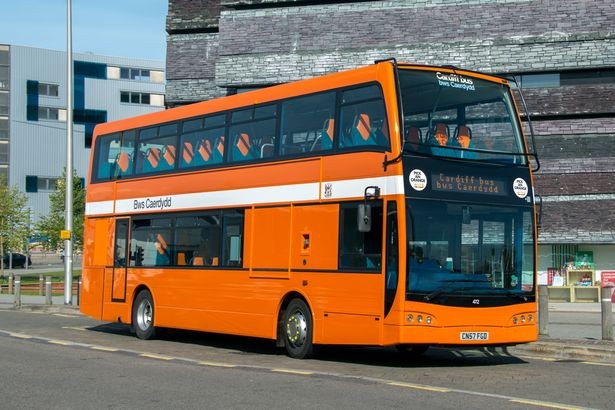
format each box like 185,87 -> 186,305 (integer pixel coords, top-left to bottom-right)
229,104 -> 277,162
130,218 -> 173,267
180,128 -> 225,168
128,210 -> 244,268
406,199 -> 534,298
136,124 -> 179,175
95,131 -> 136,180
339,85 -> 389,149
400,69 -> 525,164
280,91 -> 336,155
339,202 -> 383,271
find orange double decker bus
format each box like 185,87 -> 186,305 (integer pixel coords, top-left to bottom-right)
81,60 -> 539,358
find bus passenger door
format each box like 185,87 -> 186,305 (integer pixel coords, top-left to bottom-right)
384,201 -> 399,317
111,218 -> 130,302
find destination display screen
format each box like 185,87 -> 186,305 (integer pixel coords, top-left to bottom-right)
431,173 -> 507,196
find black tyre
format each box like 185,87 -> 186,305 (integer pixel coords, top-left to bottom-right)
132,289 -> 156,340
283,299 -> 314,359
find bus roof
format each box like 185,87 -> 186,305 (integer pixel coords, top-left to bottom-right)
92,61 -> 510,144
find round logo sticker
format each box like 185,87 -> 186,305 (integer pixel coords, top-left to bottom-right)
513,178 -> 528,199
409,169 -> 427,191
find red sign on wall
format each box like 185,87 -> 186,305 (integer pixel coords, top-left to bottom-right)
601,271 -> 615,287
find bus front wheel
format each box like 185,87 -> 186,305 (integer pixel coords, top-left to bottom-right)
283,299 -> 314,359
133,289 -> 156,340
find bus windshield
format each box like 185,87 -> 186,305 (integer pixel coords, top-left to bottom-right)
399,68 -> 526,164
406,199 -> 535,302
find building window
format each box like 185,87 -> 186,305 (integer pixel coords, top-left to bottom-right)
520,73 -> 560,89
38,83 -> 59,97
38,107 -> 66,121
107,66 -> 120,79
560,68 -> 615,86
25,175 -> 60,193
0,46 -> 8,65
509,68 -> 615,89
0,141 -> 8,164
108,66 -> 164,83
0,66 -> 8,90
150,70 -> 164,84
121,91 -> 164,106
0,118 -> 8,140
0,91 -> 8,116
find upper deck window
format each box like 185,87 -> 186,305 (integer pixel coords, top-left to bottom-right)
179,114 -> 227,169
136,123 -> 180,175
399,69 -> 526,164
91,81 -> 392,184
94,130 -> 136,180
338,84 -> 389,149
280,91 -> 336,155
229,104 -> 277,162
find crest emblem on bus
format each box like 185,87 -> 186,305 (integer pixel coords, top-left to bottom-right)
324,183 -> 333,198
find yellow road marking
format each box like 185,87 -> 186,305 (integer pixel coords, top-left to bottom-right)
49,340 -> 73,346
91,346 -> 119,352
388,382 -> 450,393
581,361 -> 615,367
199,361 -> 237,368
272,368 -> 314,375
517,355 -> 556,362
140,353 -> 173,361
510,399 -> 583,410
9,332 -> 32,339
62,326 -> 88,331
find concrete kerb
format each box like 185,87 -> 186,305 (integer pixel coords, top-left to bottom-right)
0,294 -> 78,313
510,338 -> 615,363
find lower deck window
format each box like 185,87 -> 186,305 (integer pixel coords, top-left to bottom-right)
339,202 -> 383,271
123,209 -> 244,268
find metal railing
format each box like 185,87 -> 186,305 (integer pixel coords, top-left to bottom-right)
1,273 -> 81,307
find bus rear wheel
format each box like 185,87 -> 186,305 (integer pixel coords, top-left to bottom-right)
133,289 -> 156,340
283,299 -> 314,359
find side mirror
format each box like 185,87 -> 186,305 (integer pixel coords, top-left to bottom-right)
358,204 -> 372,232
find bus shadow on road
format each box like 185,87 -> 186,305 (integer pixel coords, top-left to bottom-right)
86,322 -> 527,367
312,345 -> 527,368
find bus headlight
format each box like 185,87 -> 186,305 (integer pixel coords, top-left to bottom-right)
406,313 -> 434,325
512,314 -> 534,325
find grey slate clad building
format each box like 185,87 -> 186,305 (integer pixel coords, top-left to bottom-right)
165,0 -> 615,277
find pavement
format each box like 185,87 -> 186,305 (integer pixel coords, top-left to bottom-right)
1,275 -> 614,363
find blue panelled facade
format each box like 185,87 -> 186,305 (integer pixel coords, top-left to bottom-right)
3,45 -> 165,221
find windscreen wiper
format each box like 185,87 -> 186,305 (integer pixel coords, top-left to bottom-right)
423,281 -> 491,302
506,291 -> 529,302
423,287 -> 449,302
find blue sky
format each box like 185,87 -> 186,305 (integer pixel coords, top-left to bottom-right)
0,0 -> 167,61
